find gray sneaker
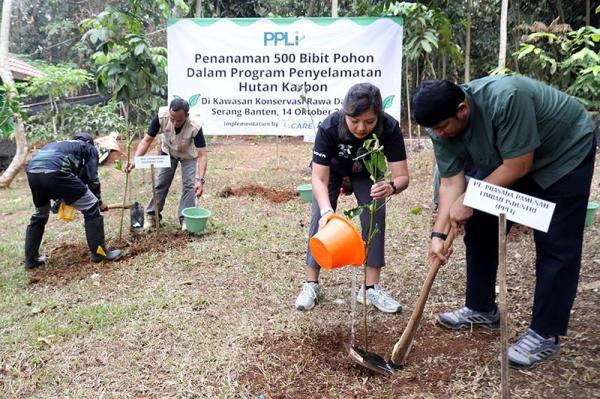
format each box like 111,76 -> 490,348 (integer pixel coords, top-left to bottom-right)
356,284 -> 402,313
295,282 -> 320,311
508,329 -> 560,369
436,306 -> 500,330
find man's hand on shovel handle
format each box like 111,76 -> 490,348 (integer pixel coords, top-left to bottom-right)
429,237 -> 453,266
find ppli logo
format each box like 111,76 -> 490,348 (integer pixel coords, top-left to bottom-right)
263,31 -> 305,46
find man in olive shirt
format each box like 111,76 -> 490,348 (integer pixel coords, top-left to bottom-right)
411,76 -> 596,369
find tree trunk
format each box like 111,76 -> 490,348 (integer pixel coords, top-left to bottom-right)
585,0 -> 590,26
498,0 -> 509,69
442,55 -> 446,80
464,0 -> 472,82
195,0 -> 202,17
331,0 -> 338,17
307,0 -> 320,16
405,60 -> 412,140
416,62 -> 421,137
555,0 -> 565,24
0,0 -> 28,189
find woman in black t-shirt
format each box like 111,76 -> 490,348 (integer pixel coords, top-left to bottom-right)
295,82 -> 410,313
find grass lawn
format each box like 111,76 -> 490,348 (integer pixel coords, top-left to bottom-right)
1,136 -> 598,398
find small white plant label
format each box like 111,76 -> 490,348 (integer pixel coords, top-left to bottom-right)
463,178 -> 555,232
134,155 -> 171,169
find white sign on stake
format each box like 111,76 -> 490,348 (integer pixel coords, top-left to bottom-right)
134,155 -> 171,169
463,178 -> 556,232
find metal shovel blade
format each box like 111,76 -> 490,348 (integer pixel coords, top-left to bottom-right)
348,346 -> 394,376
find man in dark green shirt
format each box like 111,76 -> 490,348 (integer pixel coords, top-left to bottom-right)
411,75 -> 597,369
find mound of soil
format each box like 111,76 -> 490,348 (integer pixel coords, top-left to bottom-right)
218,184 -> 298,203
28,230 -> 194,286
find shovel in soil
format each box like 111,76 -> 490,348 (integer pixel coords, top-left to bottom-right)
106,202 -> 145,233
349,229 -> 456,375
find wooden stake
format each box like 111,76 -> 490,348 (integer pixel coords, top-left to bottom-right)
151,164 -> 159,232
498,213 -> 510,398
276,135 -> 280,169
362,268 -> 368,351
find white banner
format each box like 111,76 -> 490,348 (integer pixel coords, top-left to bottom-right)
167,17 -> 403,137
463,179 -> 556,232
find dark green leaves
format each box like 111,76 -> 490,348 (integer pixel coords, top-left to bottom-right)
344,205 -> 366,219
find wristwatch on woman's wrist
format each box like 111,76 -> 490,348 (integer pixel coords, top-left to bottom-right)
320,207 -> 334,217
195,176 -> 205,184
431,231 -> 448,241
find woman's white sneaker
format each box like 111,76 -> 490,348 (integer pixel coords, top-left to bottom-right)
356,284 -> 403,313
295,282 -> 320,311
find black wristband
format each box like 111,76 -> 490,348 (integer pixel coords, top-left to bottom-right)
431,231 -> 448,240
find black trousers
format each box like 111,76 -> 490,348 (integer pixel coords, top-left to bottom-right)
464,138 -> 596,336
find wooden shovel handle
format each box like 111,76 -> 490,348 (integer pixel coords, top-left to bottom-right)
390,229 -> 456,366
106,203 -> 134,210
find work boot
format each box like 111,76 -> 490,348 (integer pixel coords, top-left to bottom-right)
130,202 -> 145,234
84,216 -> 123,262
24,217 -> 48,269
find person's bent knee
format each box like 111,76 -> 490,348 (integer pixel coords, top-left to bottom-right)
32,204 -> 50,220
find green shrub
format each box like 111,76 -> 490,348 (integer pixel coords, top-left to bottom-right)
26,102 -> 126,142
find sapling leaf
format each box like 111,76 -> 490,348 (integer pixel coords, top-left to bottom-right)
344,206 -> 366,219
376,152 -> 387,174
114,159 -> 125,172
364,161 -> 374,177
368,225 -> 379,241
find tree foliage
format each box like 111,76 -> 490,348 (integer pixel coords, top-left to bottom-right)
515,22 -> 600,110
79,1 -> 189,106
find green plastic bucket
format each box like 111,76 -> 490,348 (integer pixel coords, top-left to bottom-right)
297,184 -> 312,203
182,207 -> 211,233
585,202 -> 599,227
